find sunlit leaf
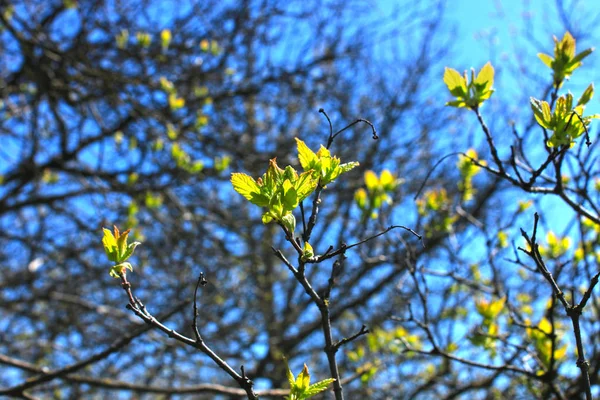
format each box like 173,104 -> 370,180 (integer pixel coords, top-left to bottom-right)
231,173 -> 270,207
537,52 -> 554,68
364,170 -> 379,191
577,83 -> 594,106
443,67 -> 467,97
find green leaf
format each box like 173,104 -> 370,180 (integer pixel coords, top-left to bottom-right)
266,158 -> 285,188
338,161 -> 359,174
116,228 -> 131,259
474,62 -> 494,90
294,171 -> 317,202
571,47 -> 594,65
282,179 -> 298,210
443,67 -> 467,97
577,83 -> 594,106
380,169 -> 395,191
281,213 -> 296,234
560,31 -> 576,58
121,241 -> 141,262
364,170 -> 379,190
285,359 -> 295,388
538,53 -> 554,68
354,188 -> 367,209
302,242 -> 314,261
262,213 -> 274,224
109,262 -> 133,279
305,378 -> 336,396
446,99 -> 467,108
530,98 -> 552,129
295,364 -> 311,391
231,173 -> 270,207
296,138 -> 317,170
102,228 -> 118,263
315,145 -> 331,159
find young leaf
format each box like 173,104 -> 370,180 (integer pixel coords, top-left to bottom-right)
295,364 -> 311,391
444,63 -> 494,108
443,67 -> 467,97
474,62 -> 494,90
537,52 -> 554,68
338,161 -> 359,174
281,213 -> 296,234
102,226 -> 141,278
109,262 -> 133,279
261,212 -> 274,224
296,138 -> 317,170
121,241 -> 141,261
305,378 -> 337,397
354,188 -> 367,209
231,173 -> 270,207
530,98 -> 552,129
577,83 -> 594,106
302,242 -> 314,261
364,170 -> 379,191
102,228 -> 119,262
294,171 -> 317,202
282,179 -> 298,210
379,169 -> 395,190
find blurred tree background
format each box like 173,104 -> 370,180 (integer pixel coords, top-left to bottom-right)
0,0 -> 599,399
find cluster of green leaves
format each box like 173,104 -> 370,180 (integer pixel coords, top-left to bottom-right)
574,217 -> 600,265
199,38 -> 221,55
538,231 -> 572,259
136,31 -> 152,48
295,138 -> 359,186
160,76 -> 185,110
530,86 -> 598,147
525,315 -> 567,374
285,363 -> 335,400
231,158 -> 316,233
457,149 -> 485,201
354,170 -> 401,219
115,29 -> 129,49
102,226 -> 141,278
470,297 -> 505,357
416,188 -> 456,237
231,139 -> 358,233
538,31 -> 594,88
171,142 -> 204,173
347,326 -> 420,383
443,62 -> 495,109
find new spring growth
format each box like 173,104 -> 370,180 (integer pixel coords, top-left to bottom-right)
285,361 -> 335,400
443,62 -> 494,109
102,225 -> 141,278
230,138 -> 359,233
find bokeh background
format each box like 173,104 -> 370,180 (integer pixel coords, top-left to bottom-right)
1,0 -> 600,398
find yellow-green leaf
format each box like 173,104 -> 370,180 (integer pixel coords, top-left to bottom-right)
294,171 -> 317,202
231,173 -> 269,206
443,67 -> 467,96
354,188 -> 367,209
296,364 -> 311,390
577,83 -> 594,106
538,53 -> 554,68
302,242 -> 314,261
380,170 -> 395,190
296,138 -> 317,170
102,228 -> 118,262
475,62 -> 494,89
160,29 -> 172,50
364,170 -> 379,191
